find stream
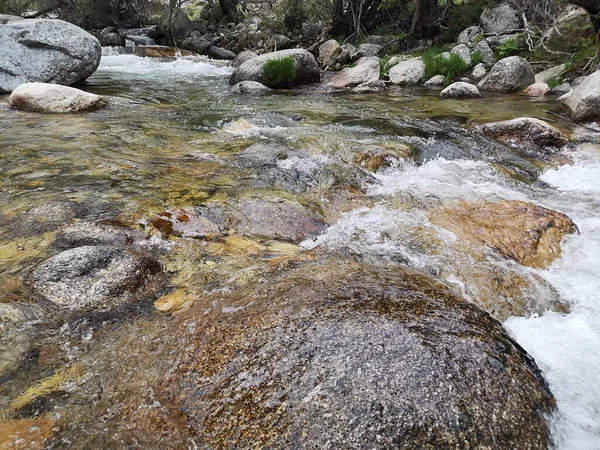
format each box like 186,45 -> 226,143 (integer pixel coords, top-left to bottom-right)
0,52 -> 599,448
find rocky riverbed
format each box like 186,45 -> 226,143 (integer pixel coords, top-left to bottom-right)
0,52 -> 599,449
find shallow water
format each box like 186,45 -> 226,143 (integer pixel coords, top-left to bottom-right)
0,53 -> 598,447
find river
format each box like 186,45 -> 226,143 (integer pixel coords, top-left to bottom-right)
0,52 -> 598,448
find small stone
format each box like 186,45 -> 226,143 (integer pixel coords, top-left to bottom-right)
524,82 -> 550,97
472,63 -> 487,80
424,75 -> 446,87
440,82 -> 481,98
231,81 -> 272,94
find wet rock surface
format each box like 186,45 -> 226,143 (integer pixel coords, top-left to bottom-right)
480,117 -> 570,158
171,262 -> 555,450
0,19 -> 101,93
431,200 -> 577,268
28,245 -> 163,311
55,221 -> 147,249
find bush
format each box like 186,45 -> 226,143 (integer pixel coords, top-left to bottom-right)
422,49 -> 470,85
262,56 -> 296,88
495,38 -> 524,59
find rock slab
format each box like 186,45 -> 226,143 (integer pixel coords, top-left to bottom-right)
0,19 -> 101,93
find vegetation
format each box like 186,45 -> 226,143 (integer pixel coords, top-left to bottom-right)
422,48 -> 470,84
495,37 -> 525,59
262,56 -> 297,88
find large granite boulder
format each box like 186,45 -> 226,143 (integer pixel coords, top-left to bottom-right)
157,9 -> 195,44
458,25 -> 483,47
229,49 -> 320,88
170,262 -> 555,449
480,2 -> 522,34
329,57 -> 380,88
318,39 -> 342,68
388,58 -> 425,85
8,83 -> 108,113
560,69 -> 600,122
0,19 -> 101,93
478,56 -> 535,93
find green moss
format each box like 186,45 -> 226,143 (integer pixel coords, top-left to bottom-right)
262,56 -> 296,89
422,49 -> 470,85
546,77 -> 562,90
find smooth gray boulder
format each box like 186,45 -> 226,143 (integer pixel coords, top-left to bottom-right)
232,50 -> 257,68
480,2 -> 522,34
388,58 -> 425,85
0,19 -> 101,93
28,246 -> 163,312
181,32 -> 211,55
329,57 -> 380,88
478,56 -> 535,93
551,82 -> 571,96
8,83 -> 108,113
561,69 -> 600,122
440,82 -> 481,98
229,49 -> 320,88
56,221 -> 147,249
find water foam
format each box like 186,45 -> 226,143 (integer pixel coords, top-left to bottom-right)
98,54 -> 233,77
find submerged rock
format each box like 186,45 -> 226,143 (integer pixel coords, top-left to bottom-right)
431,200 -> 577,268
55,221 -> 147,248
480,117 -> 569,157
229,49 -> 320,88
231,80 -> 272,94
8,83 -> 108,113
0,418 -> 54,449
478,56 -> 535,93
440,82 -> 481,98
28,246 -> 163,311
171,262 -> 555,449
329,57 -> 380,88
351,80 -> 387,93
354,144 -> 412,171
0,19 -> 101,93
388,58 -> 425,85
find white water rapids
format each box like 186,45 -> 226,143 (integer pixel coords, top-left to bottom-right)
304,146 -> 600,448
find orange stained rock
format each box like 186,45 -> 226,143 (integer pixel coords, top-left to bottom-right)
0,418 -> 54,450
431,200 -> 577,268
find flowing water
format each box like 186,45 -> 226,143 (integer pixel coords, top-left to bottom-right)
0,52 -> 599,448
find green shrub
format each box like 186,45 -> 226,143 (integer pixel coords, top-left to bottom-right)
380,55 -> 399,77
495,38 -> 524,59
262,56 -> 296,88
422,49 -> 470,85
546,77 -> 562,90
471,50 -> 484,66
441,0 -> 494,42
